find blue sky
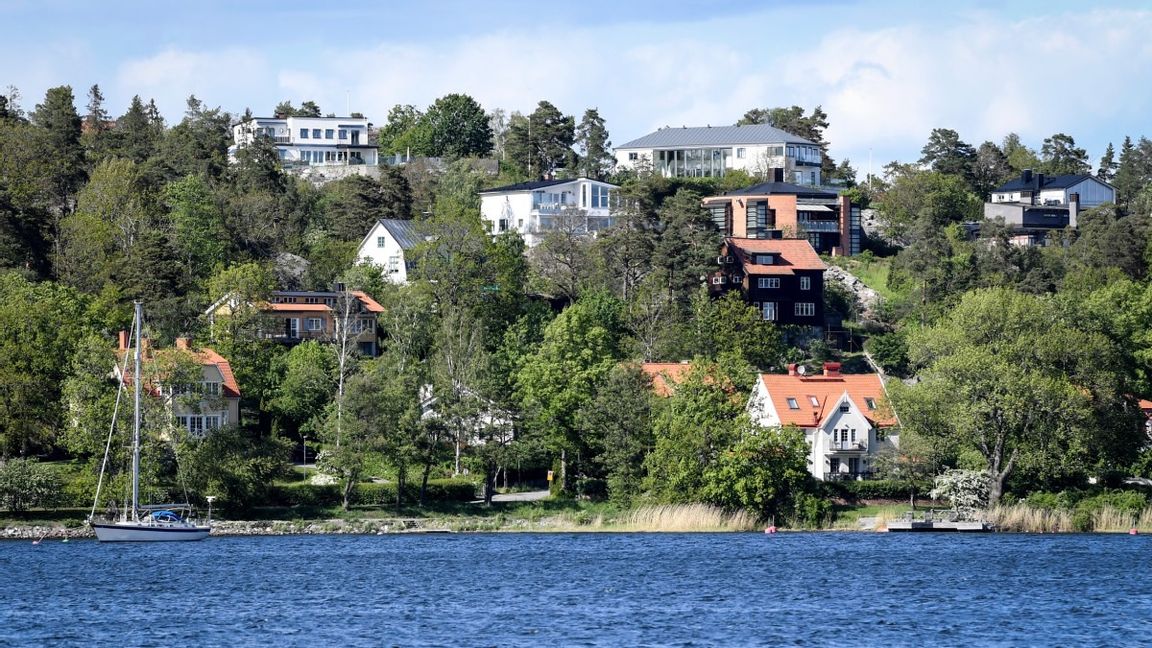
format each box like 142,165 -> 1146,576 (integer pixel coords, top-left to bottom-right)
3,0 -> 1151,175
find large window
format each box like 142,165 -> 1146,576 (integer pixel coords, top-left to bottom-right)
800,276 -> 811,290
762,302 -> 777,321
591,185 -> 611,209
312,129 -> 321,138
757,278 -> 780,289
305,317 -> 323,331
795,302 -> 816,317
746,201 -> 768,238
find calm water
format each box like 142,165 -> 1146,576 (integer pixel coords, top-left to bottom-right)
2,532 -> 1151,647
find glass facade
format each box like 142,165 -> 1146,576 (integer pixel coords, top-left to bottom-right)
655,148 -> 730,177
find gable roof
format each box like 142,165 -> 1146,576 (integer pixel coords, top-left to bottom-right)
757,372 -> 896,428
618,124 -> 817,149
196,347 -> 241,398
723,182 -> 838,199
993,173 -> 1108,193
641,362 -> 696,397
378,218 -> 422,250
726,238 -> 826,275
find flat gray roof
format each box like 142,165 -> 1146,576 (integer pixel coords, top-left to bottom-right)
617,123 -> 817,149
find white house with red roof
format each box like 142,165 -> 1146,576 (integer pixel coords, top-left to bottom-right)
747,362 -> 899,481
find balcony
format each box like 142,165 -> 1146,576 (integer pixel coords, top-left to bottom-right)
824,471 -> 875,482
798,220 -> 840,232
532,202 -> 576,215
828,440 -> 867,453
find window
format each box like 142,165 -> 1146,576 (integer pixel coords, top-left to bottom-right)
377,236 -> 387,248
202,382 -> 220,397
850,429 -> 857,443
808,396 -> 820,407
592,185 -> 612,209
786,397 -> 799,410
810,171 -> 817,185
299,128 -> 308,138
757,278 -> 780,289
312,129 -> 321,138
800,276 -> 811,290
839,403 -> 850,413
628,152 -> 639,161
755,254 -> 773,265
582,184 -> 589,208
795,302 -> 816,317
305,317 -> 323,331
325,129 -> 334,139
787,146 -> 796,158
498,218 -> 508,232
339,129 -> 347,139
865,397 -> 876,410
761,302 -> 777,321
387,255 -> 399,273
736,147 -> 746,159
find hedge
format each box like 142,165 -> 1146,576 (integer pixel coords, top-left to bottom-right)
269,479 -> 476,508
823,479 -> 933,501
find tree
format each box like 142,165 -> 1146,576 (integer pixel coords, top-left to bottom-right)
0,458 -> 62,512
644,363 -> 739,503
504,101 -> 575,179
516,292 -> 625,492
702,424 -> 811,521
297,100 -> 322,117
163,174 -> 230,284
31,85 -> 86,261
874,166 -> 981,244
377,104 -> 424,155
415,93 -> 493,158
160,95 -> 233,179
575,108 -> 613,180
270,340 -> 336,439
108,95 -> 157,164
1001,133 -> 1041,172
919,128 -> 976,185
579,364 -> 653,504
318,170 -> 412,241
82,84 -> 112,163
528,207 -> 597,302
1097,142 -> 1118,182
891,288 -> 1134,505
738,105 -> 833,176
1040,133 -> 1090,175
971,141 -> 1013,197
651,189 -> 720,303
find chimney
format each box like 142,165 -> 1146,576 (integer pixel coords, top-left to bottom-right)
823,362 -> 842,377
118,330 -> 129,351
787,363 -> 798,376
175,337 -> 190,350
1022,169 -> 1033,185
1069,192 -> 1080,228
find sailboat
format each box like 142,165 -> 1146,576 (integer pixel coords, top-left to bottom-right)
88,302 -> 212,542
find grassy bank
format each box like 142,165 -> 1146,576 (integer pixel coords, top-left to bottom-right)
989,504 -> 1152,533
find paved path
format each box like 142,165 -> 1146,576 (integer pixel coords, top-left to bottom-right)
490,489 -> 550,503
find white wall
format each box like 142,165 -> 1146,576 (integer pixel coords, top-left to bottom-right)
357,222 -> 410,284
480,179 -> 617,248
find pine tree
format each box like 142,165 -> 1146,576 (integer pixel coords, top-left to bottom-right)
1096,142 -> 1117,182
1113,136 -> 1140,205
82,84 -> 111,163
504,101 -> 575,179
575,108 -> 613,180
1039,133 -> 1090,175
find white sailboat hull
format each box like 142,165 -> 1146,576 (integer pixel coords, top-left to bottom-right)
92,521 -> 210,542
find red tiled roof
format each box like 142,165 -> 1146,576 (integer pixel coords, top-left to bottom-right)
758,372 -> 896,428
641,362 -> 695,397
726,238 -> 826,275
351,290 -> 384,313
196,347 -> 241,398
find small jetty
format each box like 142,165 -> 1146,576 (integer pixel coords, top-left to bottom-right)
885,509 -> 992,533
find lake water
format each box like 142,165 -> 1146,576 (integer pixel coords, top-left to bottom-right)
2,532 -> 1151,646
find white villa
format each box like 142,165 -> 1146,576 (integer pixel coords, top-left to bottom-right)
479,177 -> 620,248
230,115 -> 378,168
355,219 -> 423,285
747,363 -> 899,481
614,124 -> 823,184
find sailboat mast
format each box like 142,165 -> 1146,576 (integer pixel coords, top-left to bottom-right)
131,301 -> 142,522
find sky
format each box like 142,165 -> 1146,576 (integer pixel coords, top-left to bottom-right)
3,0 -> 1151,176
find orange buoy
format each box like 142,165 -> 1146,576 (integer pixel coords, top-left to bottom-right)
764,525 -> 777,534
1130,528 -> 1139,535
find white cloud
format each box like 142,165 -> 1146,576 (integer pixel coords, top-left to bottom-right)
106,5 -> 1152,168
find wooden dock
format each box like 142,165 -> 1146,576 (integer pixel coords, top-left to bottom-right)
884,510 -> 993,532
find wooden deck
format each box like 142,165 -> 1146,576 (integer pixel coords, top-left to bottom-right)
885,510 -> 993,532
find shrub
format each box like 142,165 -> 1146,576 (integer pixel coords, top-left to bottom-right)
825,479 -> 932,501
0,458 -> 63,512
931,469 -> 991,510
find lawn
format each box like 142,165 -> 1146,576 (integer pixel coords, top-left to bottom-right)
826,255 -> 900,302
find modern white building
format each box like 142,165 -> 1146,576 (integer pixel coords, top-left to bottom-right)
747,363 -> 899,481
230,115 -> 378,168
615,124 -> 823,184
479,177 -> 620,248
356,219 -> 423,284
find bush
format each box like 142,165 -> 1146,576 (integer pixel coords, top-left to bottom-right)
825,479 -> 932,501
0,458 -> 63,512
270,478 -> 477,509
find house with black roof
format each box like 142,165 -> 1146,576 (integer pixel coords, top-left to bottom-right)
356,218 -> 424,284
614,123 -> 824,184
479,177 -> 620,247
983,170 -> 1115,245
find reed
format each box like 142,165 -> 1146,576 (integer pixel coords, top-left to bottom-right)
987,504 -> 1073,533
612,504 -> 760,532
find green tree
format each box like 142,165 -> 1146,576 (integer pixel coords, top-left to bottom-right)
1097,142 -> 1118,182
892,288 -> 1133,505
0,458 -> 62,512
270,340 -> 336,439
377,104 -> 424,155
644,363 -> 739,503
1001,133 -> 1041,172
108,95 -> 159,164
177,424 -> 289,515
516,292 -> 625,491
163,174 -> 230,284
579,364 -> 653,504
0,117 -> 54,274
1039,133 -> 1090,175
318,170 -> 412,241
415,93 -> 493,158
504,101 -> 575,179
297,100 -> 322,117
738,105 -> 833,176
160,95 -> 233,179
651,188 -> 720,302
971,141 -> 1013,197
702,424 -> 811,521
919,128 -> 976,186
574,108 -> 613,180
